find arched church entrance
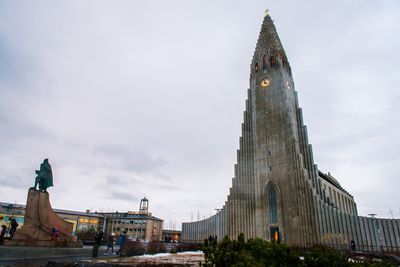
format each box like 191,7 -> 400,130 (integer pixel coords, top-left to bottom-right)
265,181 -> 280,243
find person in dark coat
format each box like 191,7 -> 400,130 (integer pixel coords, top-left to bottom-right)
0,225 -> 7,244
92,230 -> 104,258
51,227 -> 59,240
95,230 -> 104,245
350,240 -> 356,252
8,218 -> 18,239
104,233 -> 115,255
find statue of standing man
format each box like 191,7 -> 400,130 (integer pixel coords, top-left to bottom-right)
31,159 -> 53,192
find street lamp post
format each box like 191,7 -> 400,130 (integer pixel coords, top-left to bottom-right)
76,216 -> 80,236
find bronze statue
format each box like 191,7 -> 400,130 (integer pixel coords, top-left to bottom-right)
31,159 -> 53,192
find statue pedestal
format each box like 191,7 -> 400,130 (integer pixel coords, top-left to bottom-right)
4,189 -> 81,247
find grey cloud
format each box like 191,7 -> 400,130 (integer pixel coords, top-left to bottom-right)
0,173 -> 30,189
153,173 -> 172,181
93,143 -> 167,173
153,184 -> 183,191
0,114 -> 51,140
105,174 -> 141,186
108,190 -> 139,203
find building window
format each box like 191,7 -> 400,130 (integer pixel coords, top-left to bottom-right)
270,56 -> 276,67
268,185 -> 278,224
269,166 -> 272,172
262,55 -> 267,70
268,150 -> 271,157
255,63 -> 259,73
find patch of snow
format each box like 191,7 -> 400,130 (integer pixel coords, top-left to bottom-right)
179,251 -> 204,255
138,253 -> 172,258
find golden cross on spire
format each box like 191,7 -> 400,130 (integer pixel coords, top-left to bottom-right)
264,9 -> 270,17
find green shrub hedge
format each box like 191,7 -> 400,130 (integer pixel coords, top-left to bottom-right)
202,234 -> 396,267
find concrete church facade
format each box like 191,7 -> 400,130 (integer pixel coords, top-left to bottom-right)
181,13 -> 400,251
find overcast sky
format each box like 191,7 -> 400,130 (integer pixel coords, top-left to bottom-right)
0,1 -> 399,230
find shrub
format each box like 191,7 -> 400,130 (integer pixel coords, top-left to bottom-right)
175,242 -> 203,253
122,240 -> 146,256
304,247 -> 349,267
147,241 -> 166,255
203,235 -> 397,267
203,234 -> 303,267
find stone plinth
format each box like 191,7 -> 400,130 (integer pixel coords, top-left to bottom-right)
5,188 -> 80,247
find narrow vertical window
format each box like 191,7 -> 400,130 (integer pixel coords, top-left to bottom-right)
255,63 -> 259,73
268,185 -> 277,224
270,56 -> 275,67
262,55 -> 267,70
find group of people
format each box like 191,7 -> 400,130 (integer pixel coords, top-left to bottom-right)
0,217 -> 19,244
94,230 -> 126,256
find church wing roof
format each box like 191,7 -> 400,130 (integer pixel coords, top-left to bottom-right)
318,170 -> 352,196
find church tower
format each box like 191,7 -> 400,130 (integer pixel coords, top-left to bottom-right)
182,11 -> 370,249
249,12 -> 316,247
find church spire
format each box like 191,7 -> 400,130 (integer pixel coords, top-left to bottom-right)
252,10 -> 290,74
255,11 -> 285,54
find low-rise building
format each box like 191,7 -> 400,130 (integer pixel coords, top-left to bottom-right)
99,198 -> 163,242
0,197 -> 164,242
162,229 -> 181,243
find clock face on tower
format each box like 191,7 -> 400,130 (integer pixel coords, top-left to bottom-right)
261,78 -> 270,88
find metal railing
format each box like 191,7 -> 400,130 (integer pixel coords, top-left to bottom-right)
318,243 -> 400,256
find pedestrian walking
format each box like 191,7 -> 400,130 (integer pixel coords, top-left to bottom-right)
95,230 -> 104,245
51,227 -> 59,240
114,231 -> 127,256
8,217 -> 18,240
350,240 -> 356,252
0,225 -> 7,244
104,233 -> 115,255
92,230 -> 104,258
